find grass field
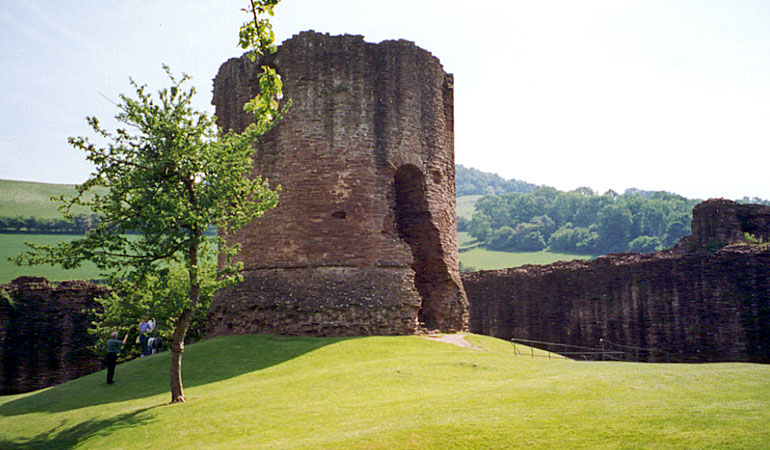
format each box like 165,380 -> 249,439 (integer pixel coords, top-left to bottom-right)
460,247 -> 592,270
1,333 -> 768,449
456,194 -> 481,219
458,232 -> 593,270
0,179 -> 96,219
0,233 -> 103,283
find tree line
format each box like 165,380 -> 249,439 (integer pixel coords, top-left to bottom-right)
0,214 -> 99,234
461,187 -> 700,254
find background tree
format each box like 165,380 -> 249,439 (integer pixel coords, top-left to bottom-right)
465,185 -> 698,255
16,0 -> 285,404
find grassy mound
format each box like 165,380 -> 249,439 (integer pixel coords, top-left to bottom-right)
1,334 -> 769,449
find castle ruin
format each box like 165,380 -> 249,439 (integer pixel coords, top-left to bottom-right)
206,32 -> 469,336
463,199 -> 770,363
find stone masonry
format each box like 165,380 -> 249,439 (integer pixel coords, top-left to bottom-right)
463,199 -> 770,363
206,31 -> 469,336
0,277 -> 107,394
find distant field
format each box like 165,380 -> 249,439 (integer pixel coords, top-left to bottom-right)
456,194 -> 481,219
458,231 -> 593,270
0,234 -> 103,283
0,179 -> 95,219
460,247 -> 592,271
458,231 -> 474,246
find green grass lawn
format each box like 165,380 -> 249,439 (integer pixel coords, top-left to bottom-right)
0,233 -> 103,283
1,334 -> 768,449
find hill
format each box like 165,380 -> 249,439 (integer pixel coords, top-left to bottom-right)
1,334 -> 768,449
0,179 -> 96,219
455,164 -> 538,196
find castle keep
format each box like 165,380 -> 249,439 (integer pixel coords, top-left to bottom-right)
206,32 -> 469,336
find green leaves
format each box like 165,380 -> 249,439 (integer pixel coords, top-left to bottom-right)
239,0 -> 285,131
18,64 -> 279,296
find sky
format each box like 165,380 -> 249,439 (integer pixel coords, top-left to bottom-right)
1,0 -> 769,200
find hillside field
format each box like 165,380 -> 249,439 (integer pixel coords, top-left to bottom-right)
456,194 -> 482,219
0,179 -> 95,219
0,234 -> 103,283
1,334 -> 768,449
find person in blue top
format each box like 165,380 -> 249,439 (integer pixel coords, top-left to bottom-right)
138,316 -> 153,357
105,331 -> 129,385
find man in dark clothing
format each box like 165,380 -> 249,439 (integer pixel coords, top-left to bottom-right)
106,331 -> 129,384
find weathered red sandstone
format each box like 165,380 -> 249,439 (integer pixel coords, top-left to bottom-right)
463,199 -> 770,362
0,277 -> 107,394
206,31 -> 469,336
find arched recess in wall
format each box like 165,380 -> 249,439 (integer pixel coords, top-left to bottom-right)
393,164 -> 448,330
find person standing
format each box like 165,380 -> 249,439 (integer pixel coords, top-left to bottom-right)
106,331 -> 129,385
138,316 -> 152,357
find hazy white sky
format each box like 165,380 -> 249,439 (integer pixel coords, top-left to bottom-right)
1,0 -> 768,200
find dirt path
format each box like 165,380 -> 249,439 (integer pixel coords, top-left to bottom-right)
423,333 -> 484,351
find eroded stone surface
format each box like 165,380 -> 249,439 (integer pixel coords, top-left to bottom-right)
0,277 -> 107,394
463,200 -> 770,363
207,32 -> 469,337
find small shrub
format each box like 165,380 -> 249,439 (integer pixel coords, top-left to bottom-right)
744,232 -> 765,245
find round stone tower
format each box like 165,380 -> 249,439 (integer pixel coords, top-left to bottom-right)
206,31 -> 469,336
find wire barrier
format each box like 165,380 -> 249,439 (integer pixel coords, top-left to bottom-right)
511,337 -> 671,362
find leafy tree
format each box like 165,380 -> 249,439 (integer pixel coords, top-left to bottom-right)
468,213 -> 492,242
546,224 -> 576,252
456,215 -> 469,232
597,204 -> 633,252
510,224 -> 546,251
15,0 -> 285,404
458,261 -> 477,273
574,226 -> 600,253
487,226 -> 515,250
530,214 -> 556,237
91,260 -> 219,359
628,235 -> 663,253
663,213 -> 691,247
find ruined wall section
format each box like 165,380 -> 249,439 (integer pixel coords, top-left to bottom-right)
689,199 -> 770,248
463,200 -> 770,363
207,32 -> 468,336
0,277 -> 107,394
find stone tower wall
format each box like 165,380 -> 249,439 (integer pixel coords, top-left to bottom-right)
207,32 -> 469,336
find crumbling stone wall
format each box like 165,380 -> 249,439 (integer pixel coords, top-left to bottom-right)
207,31 -> 468,337
0,277 -> 107,394
463,199 -> 770,363
689,198 -> 770,248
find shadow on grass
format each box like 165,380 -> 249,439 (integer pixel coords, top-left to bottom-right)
0,334 -> 349,417
0,407 -> 155,449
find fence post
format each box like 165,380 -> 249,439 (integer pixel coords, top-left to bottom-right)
600,338 -> 605,361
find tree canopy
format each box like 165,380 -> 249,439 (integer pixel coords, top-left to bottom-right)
15,0 -> 285,404
467,187 -> 700,255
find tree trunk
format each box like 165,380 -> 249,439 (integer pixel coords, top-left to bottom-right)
169,307 -> 195,403
169,235 -> 202,404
